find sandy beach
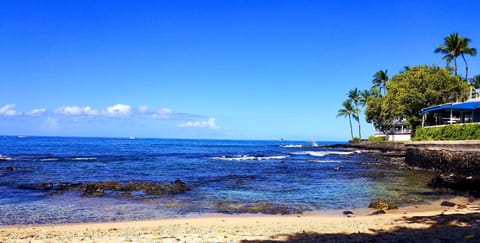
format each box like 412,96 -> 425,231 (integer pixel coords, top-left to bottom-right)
1,197 -> 479,242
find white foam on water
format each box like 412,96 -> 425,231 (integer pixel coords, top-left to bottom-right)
0,155 -> 12,161
306,159 -> 343,163
40,158 -> 59,161
211,155 -> 288,161
279,144 -> 304,148
291,150 -> 361,157
71,157 -> 97,161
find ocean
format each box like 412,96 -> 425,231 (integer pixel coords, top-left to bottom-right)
0,136 -> 445,225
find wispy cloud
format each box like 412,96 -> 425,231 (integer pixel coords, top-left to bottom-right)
152,108 -> 173,119
26,108 -> 46,116
55,106 -> 98,116
178,117 -> 219,129
1,104 -> 215,127
0,104 -> 21,116
103,104 -> 131,116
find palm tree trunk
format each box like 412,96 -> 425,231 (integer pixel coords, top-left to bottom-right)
348,115 -> 353,139
356,104 -> 362,139
358,119 -> 361,139
461,54 -> 469,81
453,56 -> 458,76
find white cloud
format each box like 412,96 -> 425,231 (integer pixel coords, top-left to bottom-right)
152,108 -> 173,119
55,106 -> 98,116
103,104 -> 131,116
26,108 -> 46,116
178,117 -> 219,129
0,104 -> 21,116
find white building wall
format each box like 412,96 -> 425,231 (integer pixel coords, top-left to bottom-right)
387,134 -> 411,141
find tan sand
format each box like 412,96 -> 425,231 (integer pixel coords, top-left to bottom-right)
1,197 -> 480,242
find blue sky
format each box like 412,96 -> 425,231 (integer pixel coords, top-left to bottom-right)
1,0 -> 479,141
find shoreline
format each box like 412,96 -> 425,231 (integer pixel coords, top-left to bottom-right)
2,197 -> 479,242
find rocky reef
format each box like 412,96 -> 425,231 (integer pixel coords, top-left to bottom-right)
428,173 -> 480,197
209,201 -> 305,215
19,179 -> 191,199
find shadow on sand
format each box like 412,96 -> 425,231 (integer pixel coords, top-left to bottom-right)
241,213 -> 480,242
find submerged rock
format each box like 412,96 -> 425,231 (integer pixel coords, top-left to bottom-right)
36,182 -> 53,191
5,166 -> 16,171
18,179 -> 191,199
121,179 -> 190,195
368,200 -> 398,210
210,201 -> 304,215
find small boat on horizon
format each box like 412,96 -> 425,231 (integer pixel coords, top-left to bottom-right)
129,136 -> 136,140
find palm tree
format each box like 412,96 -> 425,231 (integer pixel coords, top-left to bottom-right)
337,100 -> 358,140
435,33 -> 462,76
399,66 -> 411,74
359,89 -> 371,107
348,88 -> 361,139
435,32 -> 476,79
369,86 -> 382,99
372,69 -> 389,96
459,37 -> 477,80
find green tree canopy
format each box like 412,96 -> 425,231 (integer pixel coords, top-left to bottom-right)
382,65 -> 469,131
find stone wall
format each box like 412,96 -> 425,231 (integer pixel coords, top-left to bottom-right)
405,140 -> 480,175
348,141 -> 406,151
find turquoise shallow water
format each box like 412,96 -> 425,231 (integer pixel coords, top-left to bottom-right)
0,136 -> 445,225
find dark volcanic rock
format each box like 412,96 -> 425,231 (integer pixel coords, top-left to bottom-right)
122,179 -> 190,195
370,210 -> 386,215
342,211 -> 354,215
210,201 -> 304,215
5,166 -> 16,171
428,173 -> 480,197
36,182 -> 53,190
405,141 -> 480,174
440,201 -> 456,207
18,179 -> 191,199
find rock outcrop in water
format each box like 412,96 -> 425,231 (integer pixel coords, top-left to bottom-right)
428,173 -> 480,197
20,179 -> 191,198
210,201 -> 304,215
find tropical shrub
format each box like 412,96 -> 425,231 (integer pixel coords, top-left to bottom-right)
368,135 -> 386,142
351,137 -> 361,142
413,124 -> 480,141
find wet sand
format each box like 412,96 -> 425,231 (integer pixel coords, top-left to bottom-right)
1,197 -> 480,242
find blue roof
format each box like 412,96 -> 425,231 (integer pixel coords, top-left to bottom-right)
421,101 -> 480,114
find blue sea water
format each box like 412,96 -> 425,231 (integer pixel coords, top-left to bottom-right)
0,136 -> 444,225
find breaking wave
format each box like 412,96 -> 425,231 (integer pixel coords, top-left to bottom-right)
211,155 -> 288,161
279,144 -> 304,148
291,150 -> 361,157
0,155 -> 12,161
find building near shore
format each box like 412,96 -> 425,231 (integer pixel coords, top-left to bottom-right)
421,88 -> 480,127
374,118 -> 411,141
